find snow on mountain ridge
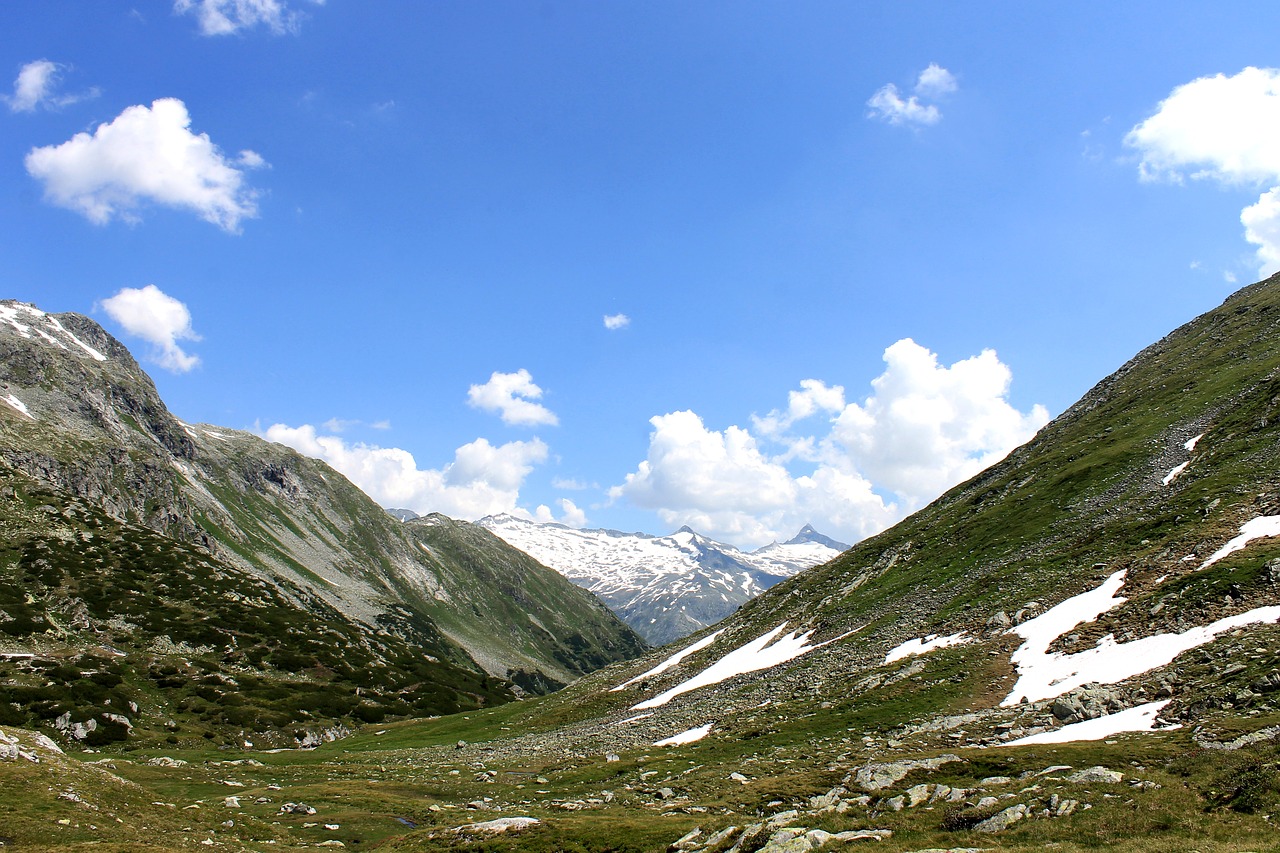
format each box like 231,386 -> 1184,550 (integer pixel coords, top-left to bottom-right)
0,301 -> 107,362
477,514 -> 843,644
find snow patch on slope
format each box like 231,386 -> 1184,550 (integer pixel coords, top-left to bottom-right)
0,303 -> 107,362
611,630 -> 724,692
2,393 -> 34,420
1200,515 -> 1280,569
654,723 -> 713,746
1002,569 -> 1280,705
1162,461 -> 1189,486
632,623 -> 854,711
1004,701 -> 1178,746
885,631 -> 971,664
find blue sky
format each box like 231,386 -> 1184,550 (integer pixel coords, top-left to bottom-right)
5,1 -> 1280,547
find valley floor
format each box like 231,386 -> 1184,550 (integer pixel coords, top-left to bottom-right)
5,694 -> 1280,852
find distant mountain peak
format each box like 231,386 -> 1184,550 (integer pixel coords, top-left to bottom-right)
784,524 -> 850,551
478,514 -> 845,644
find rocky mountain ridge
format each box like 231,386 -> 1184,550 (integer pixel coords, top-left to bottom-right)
476,513 -> 846,644
0,300 -> 645,745
8,276 -> 1280,850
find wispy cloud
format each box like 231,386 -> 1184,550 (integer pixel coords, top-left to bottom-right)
174,0 -> 323,36
4,60 -> 98,113
867,63 -> 957,127
603,312 -> 630,330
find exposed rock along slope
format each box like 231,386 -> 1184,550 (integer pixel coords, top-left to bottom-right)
9,281 -> 1280,851
477,514 -> 846,645
0,300 -> 644,744
544,272 -> 1280,759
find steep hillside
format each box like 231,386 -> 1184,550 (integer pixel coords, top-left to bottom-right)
0,301 -> 643,744
11,279 -> 1280,852
479,514 -> 845,644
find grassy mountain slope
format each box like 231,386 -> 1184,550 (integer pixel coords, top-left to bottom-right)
0,300 -> 644,745
7,278 -> 1280,851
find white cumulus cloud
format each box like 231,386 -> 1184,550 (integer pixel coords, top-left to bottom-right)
99,284 -> 201,373
534,498 -> 588,528
174,0 -> 320,36
867,63 -> 956,127
611,339 -> 1047,548
261,423 -> 549,520
1126,66 -> 1280,275
604,313 -> 630,330
827,339 -> 1049,504
467,369 -> 558,427
25,98 -> 261,232
914,63 -> 958,98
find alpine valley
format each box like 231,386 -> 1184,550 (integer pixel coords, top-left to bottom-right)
7,276 -> 1280,852
475,514 -> 847,645
0,299 -> 646,746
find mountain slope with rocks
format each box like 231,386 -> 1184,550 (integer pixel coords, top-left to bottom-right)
0,300 -> 644,746
477,514 -> 847,644
528,272 -> 1280,769
10,277 -> 1280,851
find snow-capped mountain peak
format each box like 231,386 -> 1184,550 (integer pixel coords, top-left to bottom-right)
477,515 -> 845,645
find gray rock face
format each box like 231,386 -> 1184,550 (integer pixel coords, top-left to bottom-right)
1050,685 -> 1125,723
852,754 -> 961,791
1068,766 -> 1124,784
974,803 -> 1028,832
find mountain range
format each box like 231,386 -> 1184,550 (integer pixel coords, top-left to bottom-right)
475,514 -> 847,644
7,276 -> 1280,850
0,300 -> 644,746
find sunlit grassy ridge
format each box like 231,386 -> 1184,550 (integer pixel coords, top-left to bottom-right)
6,276 -> 1280,850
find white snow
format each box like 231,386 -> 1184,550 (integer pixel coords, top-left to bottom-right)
611,629 -> 725,692
34,328 -> 66,349
884,631 -> 971,664
0,303 -> 107,361
1002,569 -> 1280,705
1162,461 -> 1189,486
654,723 -> 713,746
477,514 -> 840,638
1185,433 -> 1205,451
615,713 -> 654,725
632,623 -> 854,711
202,429 -> 230,442
1003,701 -> 1178,746
0,303 -> 38,337
1200,515 -> 1280,569
45,316 -> 106,361
2,394 -> 34,420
